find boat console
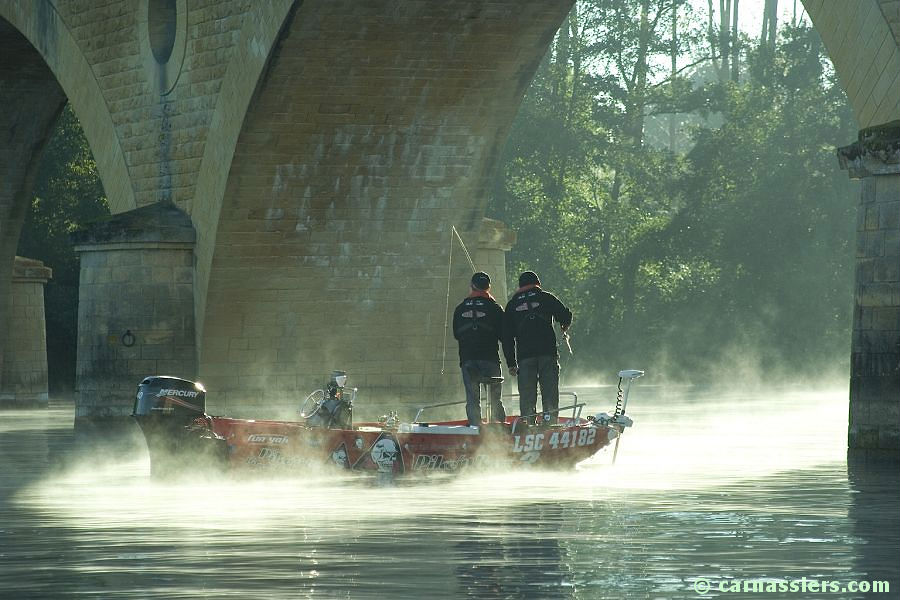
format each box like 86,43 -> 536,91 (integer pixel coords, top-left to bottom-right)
301,370 -> 355,429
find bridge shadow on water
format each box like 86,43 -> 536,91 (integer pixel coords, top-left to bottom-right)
849,461 -> 900,596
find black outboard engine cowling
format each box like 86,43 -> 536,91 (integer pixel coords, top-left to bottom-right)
133,376 -> 206,418
132,376 -> 224,477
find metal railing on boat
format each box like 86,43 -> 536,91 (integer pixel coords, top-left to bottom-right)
412,400 -> 467,423
504,391 -> 585,435
412,391 -> 585,431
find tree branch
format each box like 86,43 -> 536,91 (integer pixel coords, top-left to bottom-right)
646,53 -> 724,90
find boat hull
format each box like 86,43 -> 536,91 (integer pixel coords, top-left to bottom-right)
135,415 -> 616,477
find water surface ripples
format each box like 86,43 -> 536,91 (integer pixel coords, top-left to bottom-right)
1,387 -> 897,598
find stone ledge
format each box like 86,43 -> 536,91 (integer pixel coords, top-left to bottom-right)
478,217 -> 517,251
838,120 -> 900,178
70,200 -> 196,246
73,242 -> 195,253
11,256 -> 52,283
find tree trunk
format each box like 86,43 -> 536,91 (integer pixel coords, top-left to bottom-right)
768,0 -> 778,48
552,10 -> 571,101
631,0 -> 651,148
761,0 -> 778,49
719,0 -> 730,79
669,0 -> 678,153
556,7 -> 582,196
731,0 -> 740,81
621,251 -> 639,337
706,0 -> 723,80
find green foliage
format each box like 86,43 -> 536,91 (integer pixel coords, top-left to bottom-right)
17,104 -> 109,391
490,4 -> 856,383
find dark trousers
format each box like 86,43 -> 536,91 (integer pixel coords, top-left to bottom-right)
461,360 -> 506,426
517,355 -> 560,423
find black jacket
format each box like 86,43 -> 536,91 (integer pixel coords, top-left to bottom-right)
452,294 -> 504,365
502,286 -> 572,368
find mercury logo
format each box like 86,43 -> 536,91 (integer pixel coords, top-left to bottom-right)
156,389 -> 200,398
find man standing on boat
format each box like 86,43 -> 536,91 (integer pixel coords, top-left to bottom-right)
453,271 -> 507,427
502,271 -> 573,425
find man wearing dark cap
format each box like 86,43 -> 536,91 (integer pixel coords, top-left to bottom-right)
502,271 -> 572,424
453,271 -> 506,426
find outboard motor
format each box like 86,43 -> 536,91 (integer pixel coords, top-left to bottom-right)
132,376 -> 224,477
134,376 -> 206,419
303,370 -> 354,429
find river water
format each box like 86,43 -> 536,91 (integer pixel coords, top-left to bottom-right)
1,386 -> 897,599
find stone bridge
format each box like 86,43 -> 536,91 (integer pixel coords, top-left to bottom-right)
0,1 -> 897,457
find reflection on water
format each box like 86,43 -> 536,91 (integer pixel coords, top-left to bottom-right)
1,388 -> 898,599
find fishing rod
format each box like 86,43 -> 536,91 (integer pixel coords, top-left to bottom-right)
440,225 -> 477,375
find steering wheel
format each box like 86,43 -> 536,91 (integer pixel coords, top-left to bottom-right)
300,389 -> 325,418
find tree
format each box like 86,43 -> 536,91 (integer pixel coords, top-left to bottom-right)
490,4 -> 856,384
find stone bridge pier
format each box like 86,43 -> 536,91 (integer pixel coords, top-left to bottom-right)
0,257 -> 52,407
839,123 -> 900,462
805,0 -> 900,462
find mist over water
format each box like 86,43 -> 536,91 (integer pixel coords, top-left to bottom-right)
2,386 -> 897,599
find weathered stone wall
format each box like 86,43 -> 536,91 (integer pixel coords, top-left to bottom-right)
72,202 -> 196,419
0,257 -> 52,407
474,218 -> 517,305
7,0 -> 250,211
0,4 -> 135,213
839,123 -> 900,461
804,0 -> 900,128
198,1 -> 573,416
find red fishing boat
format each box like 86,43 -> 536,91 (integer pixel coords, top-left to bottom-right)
132,370 -> 643,478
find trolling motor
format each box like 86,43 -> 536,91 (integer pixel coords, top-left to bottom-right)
593,369 -> 644,464
301,370 -> 355,429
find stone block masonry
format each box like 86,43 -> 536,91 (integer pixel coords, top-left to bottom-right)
839,121 -> 900,462
0,257 -> 52,408
197,1 -> 575,415
71,201 -> 196,420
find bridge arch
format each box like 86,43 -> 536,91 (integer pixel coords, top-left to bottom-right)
0,3 -> 136,214
197,0 -> 574,410
804,0 -> 900,128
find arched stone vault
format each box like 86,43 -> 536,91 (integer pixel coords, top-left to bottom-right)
198,1 -> 574,410
0,3 -> 136,214
188,1 -> 296,361
804,0 -> 900,128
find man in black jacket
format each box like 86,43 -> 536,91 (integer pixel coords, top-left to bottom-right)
453,271 -> 506,426
503,271 -> 572,424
